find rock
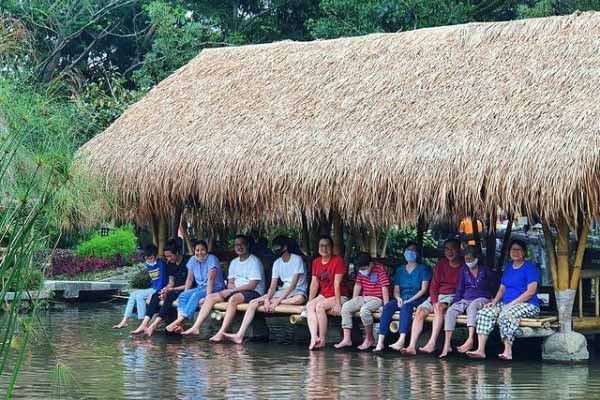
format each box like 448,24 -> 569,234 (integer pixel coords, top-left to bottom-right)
542,331 -> 589,362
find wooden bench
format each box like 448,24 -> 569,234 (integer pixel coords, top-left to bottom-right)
210,302 -> 558,338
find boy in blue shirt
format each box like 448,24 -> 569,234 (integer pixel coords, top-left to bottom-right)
113,244 -> 167,329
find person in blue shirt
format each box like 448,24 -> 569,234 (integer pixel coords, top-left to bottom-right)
374,242 -> 432,352
467,239 -> 540,360
113,244 -> 167,329
165,240 -> 225,333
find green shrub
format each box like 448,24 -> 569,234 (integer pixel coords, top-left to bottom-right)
3,268 -> 44,292
75,224 -> 137,260
129,268 -> 151,289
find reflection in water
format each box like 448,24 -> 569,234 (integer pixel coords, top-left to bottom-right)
2,304 -> 600,399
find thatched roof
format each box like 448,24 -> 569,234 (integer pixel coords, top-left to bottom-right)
76,12 -> 600,228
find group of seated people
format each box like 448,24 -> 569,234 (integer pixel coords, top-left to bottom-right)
113,234 -> 541,360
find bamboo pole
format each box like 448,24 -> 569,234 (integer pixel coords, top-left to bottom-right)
380,228 -> 390,258
332,211 -> 344,257
570,221 -> 590,290
556,219 -> 570,291
301,209 -> 311,256
181,218 -> 193,255
498,214 -> 513,269
416,217 -> 426,261
369,230 -> 377,258
485,210 -> 497,269
150,215 -> 158,247
470,214 -> 482,254
157,214 -> 168,257
542,221 -> 559,290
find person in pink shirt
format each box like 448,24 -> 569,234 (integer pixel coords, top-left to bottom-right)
402,239 -> 462,355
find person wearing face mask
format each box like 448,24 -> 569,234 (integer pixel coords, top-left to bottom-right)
439,246 -> 498,358
402,238 -> 463,355
164,240 -> 226,333
113,244 -> 168,329
335,253 -> 390,350
374,242 -> 431,352
223,235 -> 307,344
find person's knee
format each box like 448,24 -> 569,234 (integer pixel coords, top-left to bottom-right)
316,302 -> 329,314
359,306 -> 372,319
416,307 -> 429,319
433,303 -> 447,314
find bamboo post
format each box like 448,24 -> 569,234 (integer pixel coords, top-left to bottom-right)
150,215 -> 159,247
416,217 -> 426,262
332,211 -> 344,257
542,222 -> 559,289
569,221 -> 590,290
497,214 -> 513,270
301,209 -> 311,256
485,210 -> 497,269
181,217 -> 193,255
380,228 -> 390,258
369,230 -> 377,258
157,215 -> 168,257
470,214 -> 482,254
556,219 -> 570,291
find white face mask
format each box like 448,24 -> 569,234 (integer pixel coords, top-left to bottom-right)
466,259 -> 478,269
146,261 -> 157,267
358,269 -> 370,276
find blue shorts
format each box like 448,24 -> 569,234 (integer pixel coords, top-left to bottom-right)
240,290 -> 261,303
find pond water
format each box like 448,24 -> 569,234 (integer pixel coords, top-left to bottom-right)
3,303 -> 600,399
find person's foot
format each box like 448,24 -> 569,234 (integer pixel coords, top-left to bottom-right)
143,327 -> 155,337
357,338 -> 374,351
373,345 -> 384,353
209,332 -> 225,342
457,339 -> 474,353
181,327 -> 200,336
439,348 -> 452,358
389,340 -> 404,351
498,352 -> 512,360
466,350 -> 486,359
165,321 -> 180,333
130,326 -> 146,335
113,320 -> 128,329
418,342 -> 436,354
401,346 -> 417,356
223,333 -> 244,344
334,339 -> 353,349
313,337 -> 325,349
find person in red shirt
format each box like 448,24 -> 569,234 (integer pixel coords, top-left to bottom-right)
335,253 -> 390,350
306,235 -> 349,350
402,239 -> 462,355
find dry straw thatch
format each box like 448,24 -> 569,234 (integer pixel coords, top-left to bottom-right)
76,12 -> 600,228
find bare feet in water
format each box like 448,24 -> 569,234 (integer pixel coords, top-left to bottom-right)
456,339 -> 474,353
401,346 -> 417,356
418,343 -> 436,354
334,339 -> 353,349
113,320 -> 128,329
181,327 -> 200,336
209,332 -> 225,342
223,333 -> 244,344
357,338 -> 374,351
466,350 -> 486,359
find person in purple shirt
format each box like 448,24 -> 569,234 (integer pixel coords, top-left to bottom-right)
439,246 -> 497,358
468,239 -> 540,361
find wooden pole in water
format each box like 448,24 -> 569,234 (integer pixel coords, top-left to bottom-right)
556,219 -> 570,291
570,220 -> 590,290
157,214 -> 168,257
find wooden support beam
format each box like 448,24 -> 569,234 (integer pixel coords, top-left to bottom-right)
301,209 -> 311,256
498,214 -> 513,270
157,215 -> 168,257
150,215 -> 158,247
556,219 -> 570,291
485,210 -> 497,269
332,211 -> 344,257
368,230 -> 377,258
416,217 -> 426,262
542,221 -> 559,290
570,221 -> 590,290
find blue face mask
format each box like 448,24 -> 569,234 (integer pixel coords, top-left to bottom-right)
404,250 -> 418,262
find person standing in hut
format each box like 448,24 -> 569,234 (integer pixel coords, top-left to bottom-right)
164,240 -> 226,333
402,239 -> 462,355
223,235 -> 307,344
306,235 -> 349,350
181,235 -> 265,338
467,239 -> 540,360
133,240 -> 190,336
334,253 -> 390,350
438,246 -> 498,358
374,242 -> 431,352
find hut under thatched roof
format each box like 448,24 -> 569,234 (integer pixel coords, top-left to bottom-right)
76,11 -> 600,229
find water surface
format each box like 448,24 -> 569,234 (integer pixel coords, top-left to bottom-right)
3,304 -> 600,399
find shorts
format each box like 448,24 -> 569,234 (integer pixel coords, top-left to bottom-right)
240,290 -> 261,303
274,288 -> 307,300
418,294 -> 455,312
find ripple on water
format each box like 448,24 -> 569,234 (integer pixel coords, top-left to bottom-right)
2,304 -> 600,399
